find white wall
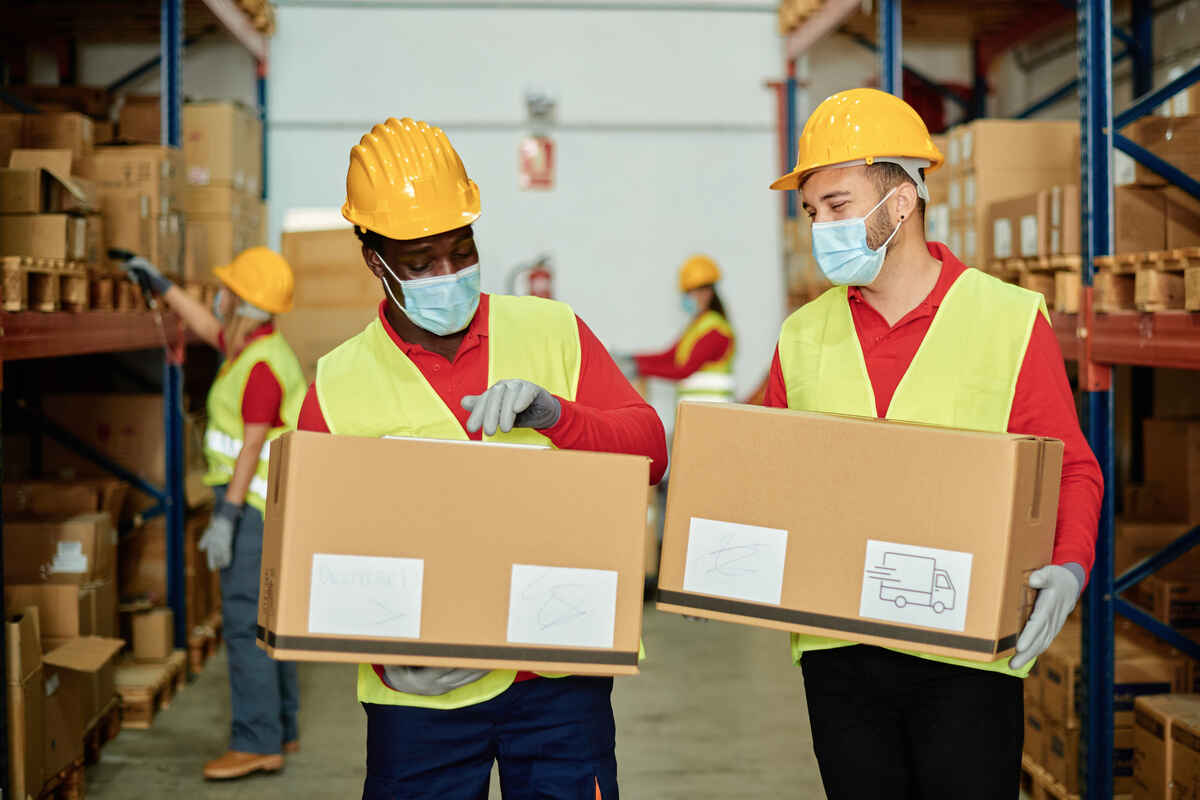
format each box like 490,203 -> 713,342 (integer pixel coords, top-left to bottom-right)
267,1 -> 785,402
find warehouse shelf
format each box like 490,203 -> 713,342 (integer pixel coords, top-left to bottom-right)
1051,311 -> 1081,363
0,311 -> 194,363
1090,312 -> 1200,370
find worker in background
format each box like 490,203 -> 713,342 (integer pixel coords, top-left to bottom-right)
295,117 -> 667,800
118,247 -> 307,781
628,255 -> 736,404
763,89 -> 1102,799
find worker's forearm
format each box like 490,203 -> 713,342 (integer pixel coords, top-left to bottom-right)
543,399 -> 668,484
162,285 -> 222,349
224,425 -> 270,506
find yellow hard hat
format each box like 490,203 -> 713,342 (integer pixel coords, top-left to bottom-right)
341,117 -> 481,240
213,247 -> 295,314
770,88 -> 944,191
679,254 -> 721,292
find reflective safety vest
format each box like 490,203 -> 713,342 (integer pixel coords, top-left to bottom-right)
315,295 -> 582,709
778,267 -> 1046,679
675,311 -> 735,403
203,331 -> 306,513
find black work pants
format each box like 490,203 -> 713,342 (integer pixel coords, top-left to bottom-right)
801,645 -> 1023,800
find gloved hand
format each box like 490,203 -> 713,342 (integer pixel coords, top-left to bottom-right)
382,666 -> 489,696
1010,563 -> 1084,670
198,500 -> 242,572
117,255 -> 173,296
461,379 -> 561,435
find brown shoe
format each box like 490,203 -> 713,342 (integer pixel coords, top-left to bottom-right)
203,751 -> 285,780
283,740 -> 300,754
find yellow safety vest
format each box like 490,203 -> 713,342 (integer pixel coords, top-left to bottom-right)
778,267 -> 1046,678
675,311 -> 735,403
203,331 -> 306,512
315,295 -> 582,709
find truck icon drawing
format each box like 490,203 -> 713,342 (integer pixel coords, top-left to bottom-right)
866,552 -> 956,614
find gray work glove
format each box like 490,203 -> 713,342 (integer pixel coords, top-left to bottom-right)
1010,563 -> 1085,670
198,500 -> 241,572
382,666 -> 489,696
461,379 -> 561,436
118,255 -> 173,296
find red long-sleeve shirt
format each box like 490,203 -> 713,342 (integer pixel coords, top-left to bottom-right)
297,295 -> 668,483
763,243 -> 1102,581
634,327 -> 734,381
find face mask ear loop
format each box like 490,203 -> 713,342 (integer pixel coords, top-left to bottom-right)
374,250 -> 409,314
870,187 -> 904,256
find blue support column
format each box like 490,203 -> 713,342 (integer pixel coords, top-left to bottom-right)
257,62 -> 268,201
1130,0 -> 1153,97
162,0 -> 189,651
878,0 -> 901,97
785,59 -> 798,221
1078,1 -> 1115,798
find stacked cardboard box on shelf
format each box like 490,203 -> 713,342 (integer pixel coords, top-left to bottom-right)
944,119 -> 1079,265
924,134 -> 951,246
1132,694 -> 1200,800
184,101 -> 265,280
985,184 -> 1081,261
88,145 -> 186,276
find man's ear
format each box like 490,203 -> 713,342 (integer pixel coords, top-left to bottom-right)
894,182 -> 919,221
362,244 -> 385,279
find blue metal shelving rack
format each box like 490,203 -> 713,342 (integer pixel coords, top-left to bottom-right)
0,2 -> 269,795
793,1 -> 1200,797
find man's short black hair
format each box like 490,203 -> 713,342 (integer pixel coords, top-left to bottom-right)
355,226 -> 388,255
866,162 -> 926,219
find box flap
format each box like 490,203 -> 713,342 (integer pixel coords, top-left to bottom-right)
42,636 -> 124,673
6,606 -> 42,682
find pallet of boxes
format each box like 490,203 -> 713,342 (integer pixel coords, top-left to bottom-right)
2,479 -> 129,799
0,112 -> 106,313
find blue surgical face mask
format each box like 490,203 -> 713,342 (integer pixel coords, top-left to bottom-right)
682,294 -> 698,315
811,187 -> 901,286
376,253 -> 481,336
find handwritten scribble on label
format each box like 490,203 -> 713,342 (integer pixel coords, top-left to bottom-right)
507,564 -> 618,649
682,518 -> 789,606
308,553 -> 424,639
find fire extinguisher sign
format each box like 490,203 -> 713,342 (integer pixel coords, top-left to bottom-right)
518,136 -> 555,190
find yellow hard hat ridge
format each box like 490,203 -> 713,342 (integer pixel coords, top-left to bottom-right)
342,117 -> 481,241
679,254 -> 722,292
770,88 -> 944,191
213,246 -> 295,314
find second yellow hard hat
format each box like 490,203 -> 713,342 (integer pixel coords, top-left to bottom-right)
771,88 -> 944,191
213,247 -> 295,314
679,254 -> 722,292
342,117 -> 481,241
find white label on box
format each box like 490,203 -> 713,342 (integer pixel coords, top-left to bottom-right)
1115,150 -> 1136,186
964,228 -> 977,259
45,673 -> 59,696
507,564 -> 618,649
993,219 -> 1013,259
1051,186 -> 1062,227
71,217 -> 86,260
188,166 -> 211,186
1020,214 -> 1039,257
949,230 -> 962,255
1051,228 -> 1061,254
307,553 -> 423,639
947,136 -> 960,166
682,518 -> 788,606
927,204 -> 950,243
50,541 -> 87,574
139,195 -> 150,219
965,175 -> 976,209
949,181 -> 961,210
962,129 -> 973,161
859,540 -> 973,632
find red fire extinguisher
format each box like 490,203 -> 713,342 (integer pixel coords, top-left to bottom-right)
507,256 -> 554,299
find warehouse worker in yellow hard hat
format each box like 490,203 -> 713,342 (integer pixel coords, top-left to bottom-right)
628,255 -> 736,404
119,247 -> 307,781
291,117 -> 667,799
758,89 -> 1103,798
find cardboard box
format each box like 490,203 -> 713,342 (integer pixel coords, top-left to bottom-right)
186,214 -> 247,276
22,113 -> 93,164
88,144 -> 184,220
656,403 -> 1063,662
42,637 -> 123,730
258,431 -> 649,674
1131,114 -> 1200,187
87,579 -> 118,640
7,87 -> 110,119
1025,704 -> 1047,763
1049,184 -> 1081,256
1173,712 -> 1200,800
6,608 -> 44,800
1,149 -> 94,214
950,120 -> 1079,176
988,191 -> 1047,260
183,102 -> 261,193
131,608 -> 174,662
0,114 -> 23,168
1143,419 -> 1200,523
0,213 -> 87,260
4,584 -> 92,643
4,513 -> 116,586
1116,186 -> 1167,254
1134,694 -> 1200,800
2,478 -> 129,522
1165,187 -> 1200,249
41,660 -> 83,782
1046,720 -> 1134,794
94,120 -> 115,146
185,184 -> 249,217
119,512 -> 214,631
118,95 -> 161,144
1145,576 -> 1200,641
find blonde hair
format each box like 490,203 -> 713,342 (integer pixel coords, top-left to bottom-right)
222,311 -> 270,359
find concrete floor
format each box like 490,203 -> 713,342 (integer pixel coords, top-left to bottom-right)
86,606 -> 826,799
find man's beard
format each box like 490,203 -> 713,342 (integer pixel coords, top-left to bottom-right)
865,202 -> 895,251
